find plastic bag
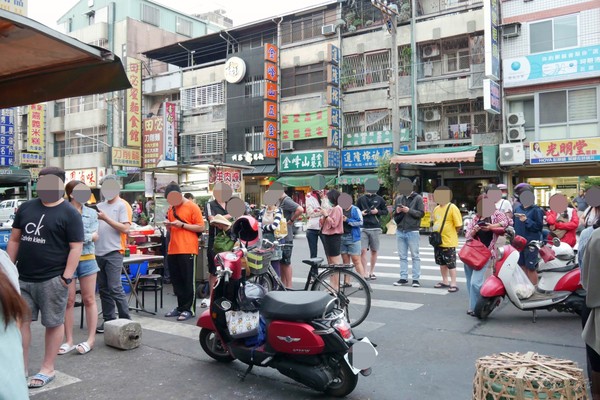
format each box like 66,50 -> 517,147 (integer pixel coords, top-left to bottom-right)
513,265 -> 535,300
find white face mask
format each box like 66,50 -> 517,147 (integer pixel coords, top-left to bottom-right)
501,193 -> 508,199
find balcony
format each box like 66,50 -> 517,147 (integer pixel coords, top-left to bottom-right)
417,77 -> 481,104
65,108 -> 107,131
417,0 -> 483,18
143,73 -> 182,95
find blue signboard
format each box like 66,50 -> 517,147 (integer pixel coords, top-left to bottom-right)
329,108 -> 340,127
0,109 -> 15,167
329,129 -> 340,148
327,150 -> 340,168
341,146 -> 393,169
504,45 -> 600,88
329,44 -> 340,65
484,0 -> 500,80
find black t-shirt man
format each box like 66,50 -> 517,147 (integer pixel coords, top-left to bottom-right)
13,199 -> 84,282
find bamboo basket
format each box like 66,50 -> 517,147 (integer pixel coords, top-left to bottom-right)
473,352 -> 587,400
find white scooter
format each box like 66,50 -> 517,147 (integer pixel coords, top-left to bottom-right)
475,229 -> 585,322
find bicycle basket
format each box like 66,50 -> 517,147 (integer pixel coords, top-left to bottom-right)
247,249 -> 272,274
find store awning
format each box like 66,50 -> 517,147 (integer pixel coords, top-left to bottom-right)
277,175 -> 337,188
244,164 -> 276,176
0,10 -> 131,108
337,174 -> 379,185
121,181 -> 145,192
390,146 -> 479,164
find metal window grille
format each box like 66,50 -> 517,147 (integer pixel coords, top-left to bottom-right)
176,17 -> 192,37
181,83 -> 225,110
344,112 -> 364,134
245,76 -> 265,98
365,51 -> 390,84
366,109 -> 391,131
194,131 -> 224,156
343,54 -> 365,87
141,4 -> 160,26
244,127 -> 264,152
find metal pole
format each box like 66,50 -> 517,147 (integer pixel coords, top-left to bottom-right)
411,0 -> 418,150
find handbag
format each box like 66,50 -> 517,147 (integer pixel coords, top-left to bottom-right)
429,204 -> 451,247
458,239 -> 491,270
225,310 -> 260,339
213,230 -> 235,253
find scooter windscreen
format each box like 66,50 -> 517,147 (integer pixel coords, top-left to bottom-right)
231,215 -> 259,247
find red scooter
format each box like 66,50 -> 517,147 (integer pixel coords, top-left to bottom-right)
197,216 -> 377,398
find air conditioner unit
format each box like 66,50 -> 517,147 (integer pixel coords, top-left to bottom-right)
424,108 -> 441,122
424,131 -> 440,141
281,141 -> 294,151
507,112 -> 525,126
499,143 -> 526,166
321,24 -> 336,36
422,44 -> 440,58
508,126 -> 526,141
502,23 -> 521,39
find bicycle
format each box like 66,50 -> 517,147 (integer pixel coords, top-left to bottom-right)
248,239 -> 372,328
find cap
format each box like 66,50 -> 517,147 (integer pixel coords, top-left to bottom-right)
497,184 -> 508,190
164,181 -> 181,198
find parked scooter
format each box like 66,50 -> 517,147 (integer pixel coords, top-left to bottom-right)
475,228 -> 585,321
197,216 -> 377,398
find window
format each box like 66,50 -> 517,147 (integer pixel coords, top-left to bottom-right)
195,131 -> 223,156
342,51 -> 390,89
66,95 -> 101,114
180,83 -> 225,110
141,4 -> 160,26
86,11 -> 95,26
442,37 -> 469,74
54,102 -> 65,118
244,126 -> 264,151
176,17 -> 192,37
244,76 -> 265,98
281,10 -> 329,44
530,15 -> 578,53
439,99 -> 495,140
54,140 -> 65,157
540,88 -> 597,125
342,110 -> 391,133
281,63 -> 326,97
65,128 -> 107,155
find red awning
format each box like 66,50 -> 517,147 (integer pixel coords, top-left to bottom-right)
390,150 -> 478,164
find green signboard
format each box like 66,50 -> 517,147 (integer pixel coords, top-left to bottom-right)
281,109 -> 338,141
280,151 -> 326,172
116,170 -> 128,177
483,145 -> 498,171
343,130 -> 393,147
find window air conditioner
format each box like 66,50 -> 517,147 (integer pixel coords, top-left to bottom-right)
506,112 -> 525,126
502,23 -> 521,39
424,131 -> 440,141
424,108 -> 441,122
321,24 -> 336,36
422,44 -> 440,58
499,143 -> 526,166
281,141 -> 294,151
508,126 -> 526,141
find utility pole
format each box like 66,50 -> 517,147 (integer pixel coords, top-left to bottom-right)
371,0 -> 399,153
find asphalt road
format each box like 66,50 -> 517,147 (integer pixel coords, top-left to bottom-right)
26,233 -> 588,399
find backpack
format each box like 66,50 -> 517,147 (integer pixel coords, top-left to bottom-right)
274,215 -> 288,239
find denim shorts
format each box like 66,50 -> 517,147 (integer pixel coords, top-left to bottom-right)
73,258 -> 100,278
19,276 -> 68,327
340,235 -> 361,256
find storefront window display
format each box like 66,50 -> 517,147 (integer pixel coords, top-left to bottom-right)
526,176 -> 597,207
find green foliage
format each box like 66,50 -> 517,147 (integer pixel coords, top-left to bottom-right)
376,155 -> 395,193
583,177 -> 600,190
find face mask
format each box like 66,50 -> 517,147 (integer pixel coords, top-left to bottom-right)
501,194 -> 508,199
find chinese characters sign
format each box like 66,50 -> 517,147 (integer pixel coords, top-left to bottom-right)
112,147 -> 141,167
65,168 -> 105,188
0,109 -> 15,167
279,150 -> 337,172
126,58 -> 142,148
0,0 -> 28,15
484,0 -> 500,80
209,167 -> 241,191
142,116 -> 164,169
529,138 -> 600,165
341,146 -> 393,169
281,108 -> 340,141
231,152 -> 265,164
27,104 -> 44,152
344,130 -> 393,147
263,44 -> 279,159
20,152 -> 43,165
504,45 -> 600,88
164,102 -> 177,162
483,79 -> 501,115
328,44 -> 340,65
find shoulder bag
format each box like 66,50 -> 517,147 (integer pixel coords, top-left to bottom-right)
428,204 -> 451,247
458,238 -> 491,270
171,206 -> 201,237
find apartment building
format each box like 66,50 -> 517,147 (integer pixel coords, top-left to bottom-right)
501,0 -> 600,203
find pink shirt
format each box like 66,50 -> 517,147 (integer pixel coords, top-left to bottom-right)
321,205 -> 344,235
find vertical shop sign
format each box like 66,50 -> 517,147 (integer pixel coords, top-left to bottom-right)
27,104 -> 44,152
126,58 -> 142,148
484,0 -> 500,80
164,102 -> 177,162
142,116 -> 164,169
263,44 -> 279,159
0,108 -> 15,167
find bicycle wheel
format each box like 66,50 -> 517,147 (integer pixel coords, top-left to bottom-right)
311,268 -> 371,328
248,273 -> 274,292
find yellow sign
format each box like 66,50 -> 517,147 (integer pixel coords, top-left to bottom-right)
27,104 -> 44,152
125,58 -> 142,148
0,0 -> 28,16
112,147 -> 141,167
530,138 -> 600,164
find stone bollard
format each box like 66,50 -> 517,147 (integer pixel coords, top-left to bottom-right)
104,319 -> 142,350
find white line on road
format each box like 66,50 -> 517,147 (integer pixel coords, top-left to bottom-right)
362,272 -> 467,283
132,315 -> 198,339
292,277 -> 450,295
352,297 -> 423,310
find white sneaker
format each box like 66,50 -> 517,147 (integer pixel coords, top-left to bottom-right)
200,298 -> 210,308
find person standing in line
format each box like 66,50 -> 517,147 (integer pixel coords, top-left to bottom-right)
95,175 -> 132,334
494,184 -> 513,218
340,195 -> 366,279
575,189 -> 588,213
7,166 -> 84,388
305,190 -> 323,258
431,186 -> 463,293
258,204 -> 284,277
512,184 -> 544,285
392,179 -> 425,287
320,190 -> 344,266
163,182 -> 205,322
545,195 -> 578,248
277,190 -> 303,288
356,186 -> 388,280
59,181 -> 99,355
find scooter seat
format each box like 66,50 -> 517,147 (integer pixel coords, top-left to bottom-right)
302,257 -> 324,268
538,262 -> 578,274
260,291 -> 335,321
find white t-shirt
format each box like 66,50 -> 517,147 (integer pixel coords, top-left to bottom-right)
496,199 -> 513,214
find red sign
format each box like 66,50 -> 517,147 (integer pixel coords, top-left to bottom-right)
264,44 -> 278,63
264,81 -> 277,101
265,62 -> 278,82
264,120 -> 278,139
264,101 -> 278,120
142,116 -> 164,169
264,140 -> 278,159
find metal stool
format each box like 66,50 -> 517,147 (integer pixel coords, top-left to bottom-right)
138,274 -> 163,312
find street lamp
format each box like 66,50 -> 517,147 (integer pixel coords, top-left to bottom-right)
74,132 -> 112,172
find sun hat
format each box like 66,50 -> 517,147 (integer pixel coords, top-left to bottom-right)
497,184 -> 508,190
210,214 -> 232,228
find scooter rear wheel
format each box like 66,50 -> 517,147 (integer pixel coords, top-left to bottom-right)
474,296 -> 502,320
199,328 -> 234,363
324,362 -> 359,398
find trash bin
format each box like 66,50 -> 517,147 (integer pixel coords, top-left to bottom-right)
196,233 -> 209,298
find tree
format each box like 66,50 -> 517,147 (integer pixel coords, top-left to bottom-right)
376,155 -> 395,193
584,177 -> 600,190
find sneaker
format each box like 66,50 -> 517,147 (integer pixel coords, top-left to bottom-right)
393,279 -> 409,286
412,280 -> 421,287
96,322 -> 105,334
200,298 -> 210,308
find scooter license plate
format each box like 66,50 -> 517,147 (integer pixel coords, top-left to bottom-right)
344,337 -> 378,375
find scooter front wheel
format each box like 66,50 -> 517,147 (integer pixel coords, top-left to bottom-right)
474,296 -> 503,320
199,328 -> 234,363
324,362 -> 359,398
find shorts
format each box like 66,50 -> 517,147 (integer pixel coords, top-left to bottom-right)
340,235 -> 361,256
73,258 -> 100,278
434,247 -> 457,269
19,276 -> 68,327
322,234 -> 342,258
518,246 -> 539,271
361,228 -> 382,252
280,242 -> 293,265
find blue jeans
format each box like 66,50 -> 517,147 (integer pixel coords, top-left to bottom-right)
396,230 -> 421,280
464,258 -> 491,311
306,229 -> 320,258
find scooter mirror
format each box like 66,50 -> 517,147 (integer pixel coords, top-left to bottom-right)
552,237 -> 561,247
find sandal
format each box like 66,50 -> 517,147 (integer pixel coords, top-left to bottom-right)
177,311 -> 193,321
28,373 -> 55,389
76,341 -> 93,355
164,308 -> 181,317
448,286 -> 459,293
369,274 -> 377,280
58,343 -> 76,355
434,282 -> 450,289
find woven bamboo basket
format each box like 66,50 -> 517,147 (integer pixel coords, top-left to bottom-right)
473,352 -> 587,400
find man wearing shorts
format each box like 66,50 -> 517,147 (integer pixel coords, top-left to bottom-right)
278,191 -> 303,288
356,190 -> 388,280
340,202 -> 366,279
7,166 -> 84,388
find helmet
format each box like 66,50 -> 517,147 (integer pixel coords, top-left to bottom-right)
231,215 -> 259,246
514,183 -> 534,197
237,283 -> 267,311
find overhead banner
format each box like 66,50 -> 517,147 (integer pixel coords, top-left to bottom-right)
164,102 -> 177,162
142,116 -> 164,169
529,138 -> 600,165
281,108 -> 339,141
27,103 -> 44,152
126,58 -> 142,148
0,0 -> 28,15
209,167 -> 241,191
279,150 -> 338,172
112,147 -> 142,167
65,168 -> 105,188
